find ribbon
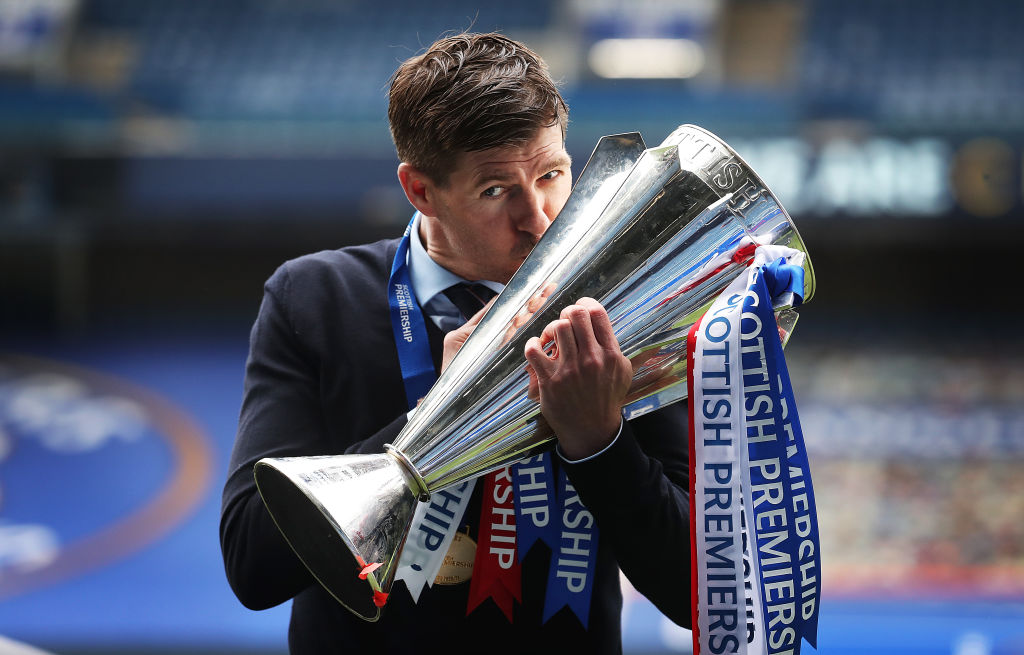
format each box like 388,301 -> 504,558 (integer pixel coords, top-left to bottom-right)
513,452 -> 560,560
467,466 -> 522,622
542,468 -> 600,628
398,480 -> 476,602
387,215 -> 436,408
743,258 -> 819,648
687,299 -> 749,655
389,213 -> 477,601
688,247 -> 820,655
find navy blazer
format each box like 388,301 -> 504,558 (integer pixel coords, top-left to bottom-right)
220,238 -> 692,654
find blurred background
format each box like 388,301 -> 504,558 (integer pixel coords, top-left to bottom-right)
1,0 -> 1022,653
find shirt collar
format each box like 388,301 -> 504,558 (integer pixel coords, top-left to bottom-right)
407,212 -> 504,307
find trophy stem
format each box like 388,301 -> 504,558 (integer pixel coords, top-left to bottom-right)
384,443 -> 431,501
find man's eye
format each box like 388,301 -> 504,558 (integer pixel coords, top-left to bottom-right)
542,170 -> 562,180
482,186 -> 505,198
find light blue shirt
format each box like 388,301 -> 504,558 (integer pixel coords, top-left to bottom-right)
404,212 -> 620,463
407,212 -> 504,330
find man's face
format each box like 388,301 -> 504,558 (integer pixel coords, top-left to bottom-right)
422,123 -> 572,284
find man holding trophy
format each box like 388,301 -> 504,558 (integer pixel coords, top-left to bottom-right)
221,32 -> 692,654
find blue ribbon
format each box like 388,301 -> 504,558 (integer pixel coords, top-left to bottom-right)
513,453 -> 560,561
763,256 -> 805,307
742,263 -> 820,653
542,468 -> 599,628
387,215 -> 436,409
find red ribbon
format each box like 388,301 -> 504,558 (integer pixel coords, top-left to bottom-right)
686,318 -> 702,653
660,241 -> 759,309
466,467 -> 522,622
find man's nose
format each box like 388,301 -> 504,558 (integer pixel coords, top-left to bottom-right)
513,187 -> 553,235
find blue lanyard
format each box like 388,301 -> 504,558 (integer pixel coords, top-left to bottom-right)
387,215 -> 436,409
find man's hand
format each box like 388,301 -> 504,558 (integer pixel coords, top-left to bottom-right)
524,297 -> 632,460
440,298 -> 496,374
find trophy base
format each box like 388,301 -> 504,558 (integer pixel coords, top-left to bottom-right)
254,453 -> 420,621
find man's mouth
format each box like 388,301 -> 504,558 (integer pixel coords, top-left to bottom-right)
513,237 -> 540,260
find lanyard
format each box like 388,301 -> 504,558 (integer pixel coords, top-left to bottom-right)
387,214 -> 436,409
389,214 -> 480,602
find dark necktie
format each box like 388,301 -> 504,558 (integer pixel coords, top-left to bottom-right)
442,282 -> 497,321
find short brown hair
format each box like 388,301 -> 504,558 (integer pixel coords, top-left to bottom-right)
388,32 -> 569,186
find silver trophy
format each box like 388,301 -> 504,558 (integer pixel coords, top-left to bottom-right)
254,125 -> 815,621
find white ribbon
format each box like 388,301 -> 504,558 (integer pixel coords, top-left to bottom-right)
394,479 -> 477,601
691,245 -> 806,655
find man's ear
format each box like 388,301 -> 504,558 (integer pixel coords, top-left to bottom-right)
397,163 -> 438,217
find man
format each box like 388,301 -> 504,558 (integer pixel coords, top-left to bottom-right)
221,33 -> 691,654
